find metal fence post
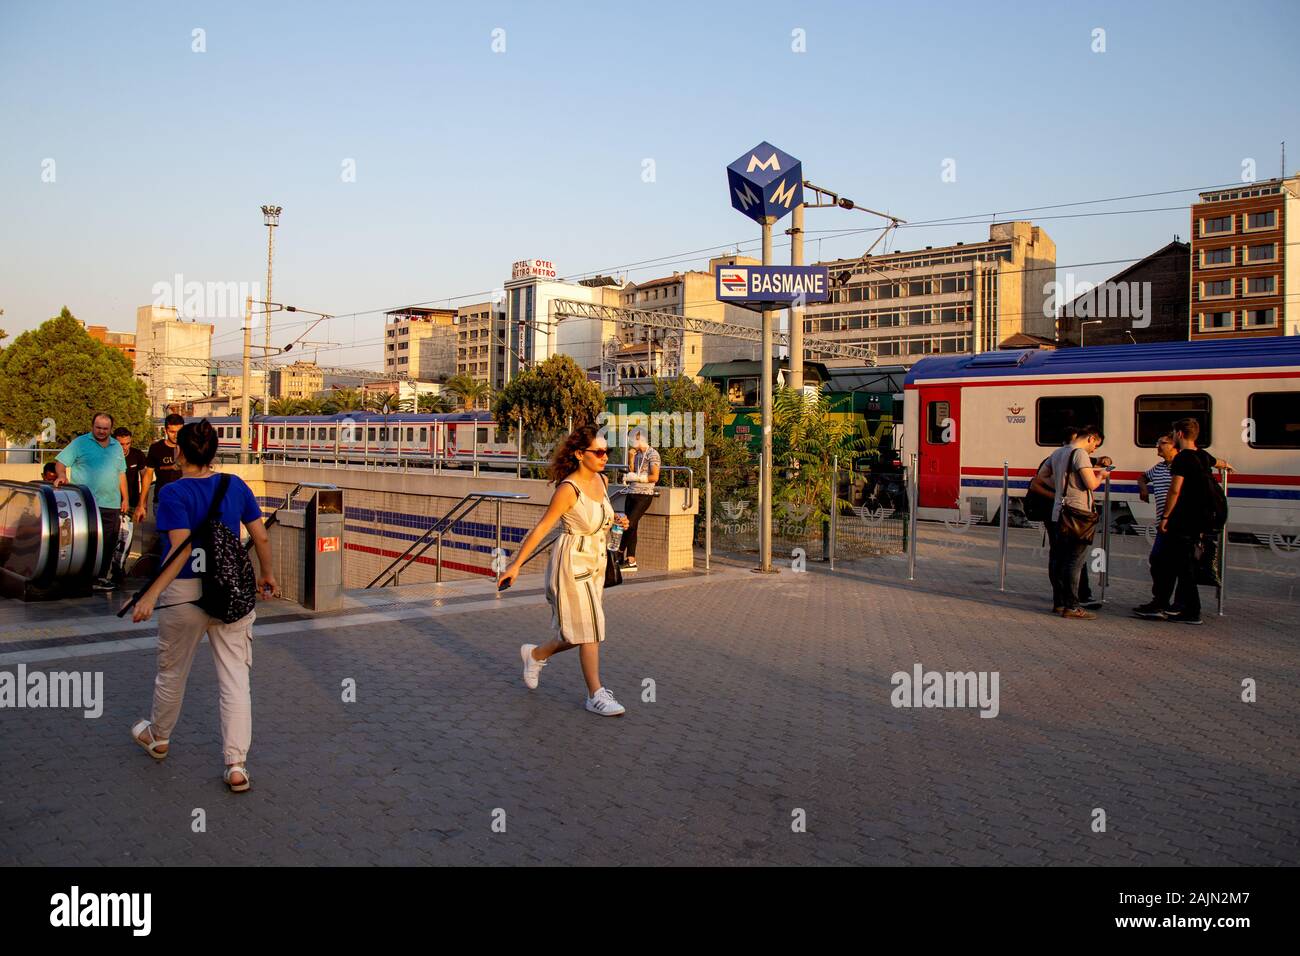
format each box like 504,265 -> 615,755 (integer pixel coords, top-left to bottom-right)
473,429 -> 480,478
998,459 -> 1009,592
907,453 -> 918,582
1217,469 -> 1229,617
516,417 -> 523,479
829,455 -> 838,570
1100,471 -> 1112,601
495,498 -> 503,587
704,455 -> 712,572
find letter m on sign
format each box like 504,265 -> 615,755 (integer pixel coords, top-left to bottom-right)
727,140 -> 803,225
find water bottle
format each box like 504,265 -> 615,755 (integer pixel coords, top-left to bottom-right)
608,515 -> 625,551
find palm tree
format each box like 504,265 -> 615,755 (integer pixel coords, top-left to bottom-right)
270,397 -> 303,416
363,391 -> 411,414
323,387 -> 364,414
417,392 -> 457,414
444,374 -> 491,411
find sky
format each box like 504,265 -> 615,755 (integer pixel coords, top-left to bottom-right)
2,0 -> 1298,369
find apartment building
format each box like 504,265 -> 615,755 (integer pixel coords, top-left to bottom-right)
1189,175 -> 1299,339
455,299 -> 507,394
383,307 -> 457,380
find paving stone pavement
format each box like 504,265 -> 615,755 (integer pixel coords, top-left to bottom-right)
1,533 -> 1297,866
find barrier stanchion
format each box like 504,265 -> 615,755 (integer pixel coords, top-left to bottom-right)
704,455 -> 712,572
907,453 -> 918,582
1100,471 -> 1112,602
1217,469 -> 1228,617
830,455 -> 838,570
998,459 -> 1009,592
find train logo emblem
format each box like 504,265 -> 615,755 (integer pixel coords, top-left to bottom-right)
1006,405 -> 1027,424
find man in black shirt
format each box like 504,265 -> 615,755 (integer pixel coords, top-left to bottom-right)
1152,418 -> 1217,624
141,414 -> 184,512
114,427 -> 148,522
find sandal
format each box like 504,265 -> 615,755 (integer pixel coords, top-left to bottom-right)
130,719 -> 169,760
224,765 -> 251,793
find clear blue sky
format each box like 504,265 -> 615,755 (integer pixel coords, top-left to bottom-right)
2,0 -> 1297,367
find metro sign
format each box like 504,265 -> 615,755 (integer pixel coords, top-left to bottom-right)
716,265 -> 830,308
726,141 -> 803,224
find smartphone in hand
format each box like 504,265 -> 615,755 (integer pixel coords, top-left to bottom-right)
498,579 -> 512,591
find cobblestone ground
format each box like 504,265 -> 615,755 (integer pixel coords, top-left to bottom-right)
1,529 -> 1297,866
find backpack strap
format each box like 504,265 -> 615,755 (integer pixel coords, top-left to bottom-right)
204,473 -> 233,524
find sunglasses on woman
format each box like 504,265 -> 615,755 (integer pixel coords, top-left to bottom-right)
583,448 -> 609,457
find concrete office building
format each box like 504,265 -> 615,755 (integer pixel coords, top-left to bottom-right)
270,361 -> 325,401
1190,175 -> 1300,339
455,300 -> 507,396
384,307 -> 458,381
806,222 -> 1056,366
503,259 -> 624,381
133,305 -> 214,416
609,256 -> 763,390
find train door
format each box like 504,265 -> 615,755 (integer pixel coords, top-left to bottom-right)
918,385 -> 961,509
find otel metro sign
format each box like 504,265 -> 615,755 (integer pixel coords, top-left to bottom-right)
726,142 -> 803,224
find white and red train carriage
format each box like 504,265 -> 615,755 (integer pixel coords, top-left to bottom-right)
902,336 -> 1300,534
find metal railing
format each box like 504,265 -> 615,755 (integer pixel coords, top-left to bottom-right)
365,490 -> 529,588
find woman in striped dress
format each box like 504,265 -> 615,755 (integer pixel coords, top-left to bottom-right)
498,426 -> 630,716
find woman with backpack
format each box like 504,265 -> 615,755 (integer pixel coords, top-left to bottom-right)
127,420 -> 277,792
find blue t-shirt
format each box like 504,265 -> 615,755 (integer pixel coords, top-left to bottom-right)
156,474 -> 264,578
55,433 -> 127,509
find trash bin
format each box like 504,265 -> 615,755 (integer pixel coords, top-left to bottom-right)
268,485 -> 344,611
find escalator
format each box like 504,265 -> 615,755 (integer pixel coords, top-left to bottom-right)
0,480 -> 101,600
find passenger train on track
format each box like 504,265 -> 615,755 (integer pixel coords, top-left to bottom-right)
901,336 -> 1300,534
204,411 -> 520,467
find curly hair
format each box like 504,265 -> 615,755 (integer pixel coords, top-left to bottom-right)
549,425 -> 601,485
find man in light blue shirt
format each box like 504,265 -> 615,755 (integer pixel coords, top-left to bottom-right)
55,412 -> 128,590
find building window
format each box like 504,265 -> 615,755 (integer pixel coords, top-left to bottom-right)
1134,394 -> 1211,447
907,338 -> 928,354
1201,215 -> 1233,235
1246,275 -> 1276,295
908,280 -> 930,297
1247,392 -> 1300,448
1246,243 -> 1277,263
1201,279 -> 1233,299
1201,246 -> 1233,267
1035,396 -> 1104,447
1244,308 -> 1277,328
1245,210 -> 1277,231
1199,311 -> 1234,332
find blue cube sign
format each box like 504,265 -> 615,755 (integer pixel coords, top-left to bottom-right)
727,142 -> 803,224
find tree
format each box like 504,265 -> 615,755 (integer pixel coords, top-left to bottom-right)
321,387 -> 364,414
0,307 -> 150,445
769,384 -> 872,526
270,397 -> 304,416
417,391 -> 456,413
364,391 -> 411,414
641,375 -> 753,542
444,373 -> 491,411
492,354 -> 603,446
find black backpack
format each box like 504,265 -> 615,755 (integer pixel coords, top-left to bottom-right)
118,473 -> 259,623
1200,455 -> 1229,532
1022,456 -> 1054,523
191,473 -> 259,623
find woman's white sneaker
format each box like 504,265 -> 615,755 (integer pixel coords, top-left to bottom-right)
585,687 -> 625,716
521,644 -> 546,689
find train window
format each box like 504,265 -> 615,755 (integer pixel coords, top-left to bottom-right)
419,428 -> 428,443
925,401 -> 952,444
295,427 -> 304,440
406,427 -> 414,442
477,427 -> 489,444
1247,392 -> 1300,448
1134,395 -> 1211,447
379,427 -> 388,442
1036,396 -> 1104,446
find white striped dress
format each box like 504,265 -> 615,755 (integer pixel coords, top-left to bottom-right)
545,478 -> 614,645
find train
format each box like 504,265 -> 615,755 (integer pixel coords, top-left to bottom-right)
203,411 -> 520,466
900,336 -> 1300,534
